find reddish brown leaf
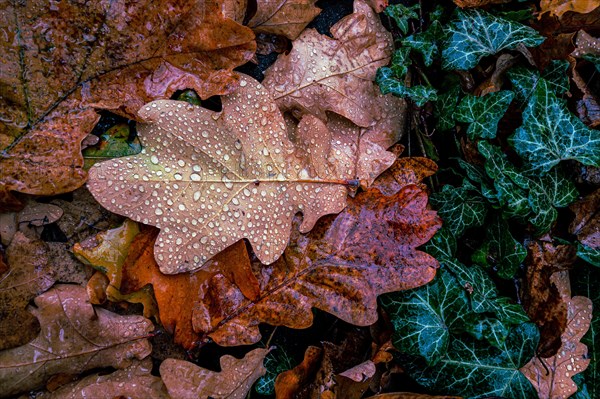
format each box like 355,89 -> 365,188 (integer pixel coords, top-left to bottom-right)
248,0 -> 321,40
333,361 -> 376,399
0,0 -> 255,208
372,156 -> 438,196
0,232 -> 55,350
569,188 -> 600,249
453,0 -> 510,7
366,0 -> 388,13
521,295 -> 592,398
0,284 -> 153,398
275,346 -> 323,399
540,0 -> 600,18
194,185 -> 440,346
521,240 -> 578,357
160,347 -> 269,399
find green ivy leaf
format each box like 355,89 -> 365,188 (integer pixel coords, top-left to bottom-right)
390,47 -> 411,79
407,323 -> 539,399
384,3 -> 420,35
430,185 -> 488,236
424,226 -> 457,261
403,21 -> 444,67
453,91 -> 514,139
254,347 -> 294,395
577,243 -> 600,267
376,67 -> 438,106
512,79 -> 600,173
434,85 -> 461,132
508,61 -> 570,103
472,215 -> 527,279
441,9 -> 544,70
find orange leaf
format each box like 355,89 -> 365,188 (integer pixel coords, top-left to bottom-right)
275,346 -> 323,399
540,0 -> 600,18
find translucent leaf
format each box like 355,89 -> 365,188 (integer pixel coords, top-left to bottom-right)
512,79 -> 600,174
441,9 -> 544,70
430,185 -> 488,236
453,90 -> 514,139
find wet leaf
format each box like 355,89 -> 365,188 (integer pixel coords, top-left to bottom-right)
540,0 -> 600,18
569,189 -> 600,249
372,156 -> 438,196
0,284 -> 153,398
572,30 -> 600,71
194,186 -> 440,346
430,185 -> 488,236
0,232 -> 55,350
335,361 -> 377,399
263,0 -> 394,127
82,123 -> 142,169
384,3 -> 419,35
275,346 -> 323,399
248,0 -> 321,40
0,0 -> 255,208
521,296 -> 592,399
453,90 -> 514,139
159,347 -> 269,399
511,79 -> 600,174
88,76 -> 350,273
441,9 -> 544,70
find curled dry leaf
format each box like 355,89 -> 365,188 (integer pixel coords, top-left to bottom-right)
194,185 -> 440,346
160,347 -> 269,399
569,188 -> 599,248
521,296 -> 592,399
248,0 -> 321,40
0,284 -> 153,398
275,346 -> 323,399
0,232 -> 55,350
263,0 -> 394,128
0,0 -> 255,209
88,76 -> 350,273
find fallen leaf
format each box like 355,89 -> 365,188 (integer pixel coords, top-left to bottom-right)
366,394 -> 462,399
372,156 -> 437,196
160,347 -> 269,399
248,0 -> 321,40
263,0 -> 394,128
453,0 -> 510,7
521,295 -> 592,399
569,188 -> 599,249
540,0 -> 600,18
0,200 -> 63,245
0,232 -> 55,350
82,123 -> 142,169
521,240 -> 578,357
335,361 -> 377,399
0,284 -> 153,398
194,185 -> 440,346
37,359 -> 169,399
572,30 -> 600,62
88,76 -> 350,273
275,346 -> 323,399
0,0 -> 255,208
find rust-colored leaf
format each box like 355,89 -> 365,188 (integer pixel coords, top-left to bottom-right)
521,240 -> 578,357
0,284 -> 153,398
372,156 -> 438,196
0,232 -> 55,350
521,295 -> 592,399
248,0 -> 321,40
88,76 -> 351,273
0,0 -> 255,208
569,188 -> 599,249
194,185 -> 440,346
275,346 -> 323,399
334,360 -> 377,399
453,0 -> 510,7
540,0 -> 600,18
263,0 -> 394,128
159,347 -> 269,399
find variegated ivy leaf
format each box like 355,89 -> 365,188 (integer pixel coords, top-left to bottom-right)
407,323 -> 539,399
577,243 -> 600,267
508,61 -> 570,103
453,91 -> 514,139
434,85 -> 461,132
390,48 -> 411,79
403,21 -> 444,67
376,67 -> 438,107
430,185 -> 488,236
441,9 -> 544,71
512,79 -> 600,174
384,3 -> 419,35
423,227 -> 456,261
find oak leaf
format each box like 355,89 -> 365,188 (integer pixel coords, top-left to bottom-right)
275,346 -> 323,399
248,0 -> 321,40
160,347 -> 269,399
0,0 -> 255,209
521,296 -> 592,398
263,0 -> 394,128
0,284 -> 153,398
193,185 -> 440,346
88,76 -> 350,273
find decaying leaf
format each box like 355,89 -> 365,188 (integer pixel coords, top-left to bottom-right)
521,295 -> 592,399
0,0 -> 255,209
540,0 -> 600,18
453,0 -> 510,7
0,200 -> 63,245
160,347 -> 269,399
0,232 -> 55,350
0,284 -> 153,398
88,76 -> 351,273
248,0 -> 321,40
194,185 -> 440,346
366,394 -> 462,399
263,0 -> 394,128
569,188 -> 599,249
275,346 -> 323,399
372,156 -> 437,195
334,361 -> 377,399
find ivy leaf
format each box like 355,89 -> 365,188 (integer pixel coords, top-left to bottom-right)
390,48 -> 412,79
408,323 -> 539,398
577,243 -> 600,267
423,226 -> 457,261
472,215 -> 527,279
403,21 -> 444,67
508,61 -> 570,103
430,185 -> 488,236
453,90 -> 514,139
381,267 -> 472,366
434,85 -> 461,132
376,67 -> 438,107
512,79 -> 600,174
384,3 -> 420,35
441,9 -> 544,70
255,348 -> 295,396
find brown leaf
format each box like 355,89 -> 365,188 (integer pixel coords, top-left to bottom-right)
88,76 -> 351,273
521,295 -> 592,399
0,200 -> 63,245
37,359 -> 169,399
540,0 -> 600,18
366,0 -> 388,13
366,394 -> 462,399
248,0 -> 321,40
0,0 -> 255,208
0,232 -> 55,350
572,29 -> 600,60
569,188 -> 600,248
0,284 -> 153,398
159,347 -> 269,399
275,346 -> 323,399
194,185 -> 440,346
120,226 -> 255,349
570,38 -> 600,128
474,54 -> 519,96
453,0 -> 510,7
521,240 -> 578,357
335,361 -> 377,399
263,0 -> 394,128
372,156 -> 438,196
